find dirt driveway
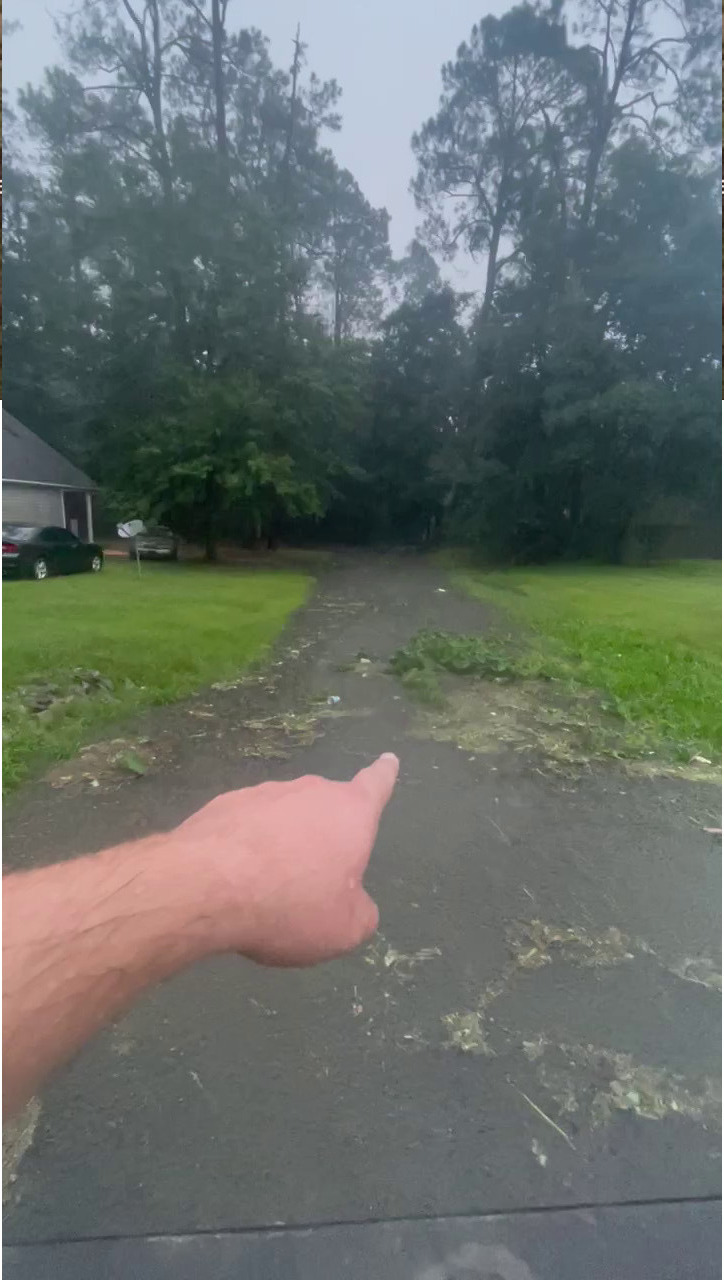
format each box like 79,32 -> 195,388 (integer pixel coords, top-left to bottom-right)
3,551 -> 721,1243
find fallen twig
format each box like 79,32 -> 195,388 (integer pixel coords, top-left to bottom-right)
509,1082 -> 576,1150
485,815 -> 511,845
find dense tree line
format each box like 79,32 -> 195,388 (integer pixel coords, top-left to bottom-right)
4,0 -> 720,560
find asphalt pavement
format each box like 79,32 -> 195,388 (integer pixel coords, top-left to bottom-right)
3,552 -> 721,1245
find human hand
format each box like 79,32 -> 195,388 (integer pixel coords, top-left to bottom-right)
173,754 -> 399,966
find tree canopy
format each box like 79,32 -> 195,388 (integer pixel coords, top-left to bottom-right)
4,0 -> 720,560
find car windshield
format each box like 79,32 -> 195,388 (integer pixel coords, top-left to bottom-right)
3,526 -> 38,542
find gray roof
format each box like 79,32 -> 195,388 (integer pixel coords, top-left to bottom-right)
2,412 -> 97,490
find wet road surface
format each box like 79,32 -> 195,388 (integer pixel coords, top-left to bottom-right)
3,552 -> 721,1243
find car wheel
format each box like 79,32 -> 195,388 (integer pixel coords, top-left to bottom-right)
33,558 -> 49,581
91,554 -> 103,573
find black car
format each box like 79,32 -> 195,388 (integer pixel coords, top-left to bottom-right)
2,525 -> 104,581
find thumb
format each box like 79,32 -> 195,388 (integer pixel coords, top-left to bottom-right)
348,888 -> 380,948
352,753 -> 400,821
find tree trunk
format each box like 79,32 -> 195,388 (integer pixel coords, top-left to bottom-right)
609,518 -> 631,565
580,0 -> 639,228
333,266 -> 343,346
479,175 -> 508,325
203,473 -> 218,561
331,203 -> 343,345
145,0 -> 187,344
280,26 -> 301,192
277,25 -> 302,339
210,0 -> 229,170
580,127 -> 607,228
567,467 -> 583,554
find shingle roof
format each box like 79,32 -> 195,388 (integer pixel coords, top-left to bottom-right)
2,412 -> 97,490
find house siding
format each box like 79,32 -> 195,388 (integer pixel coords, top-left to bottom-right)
2,482 -> 65,527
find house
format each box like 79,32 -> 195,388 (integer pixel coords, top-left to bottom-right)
2,412 -> 97,541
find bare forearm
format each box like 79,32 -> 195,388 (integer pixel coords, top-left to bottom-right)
2,757 -> 398,1119
2,836 -> 223,1116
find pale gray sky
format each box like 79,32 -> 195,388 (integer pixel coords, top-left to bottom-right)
3,0 -> 509,270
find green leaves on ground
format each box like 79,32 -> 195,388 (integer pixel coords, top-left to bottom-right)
116,751 -> 148,777
390,628 -> 571,710
391,631 -> 529,681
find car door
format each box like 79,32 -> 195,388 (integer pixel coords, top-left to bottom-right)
61,528 -> 87,573
38,527 -> 80,574
57,528 -> 87,573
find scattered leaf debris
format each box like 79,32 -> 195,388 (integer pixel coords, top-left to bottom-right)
45,736 -> 164,791
507,920 -> 635,971
3,1099 -> 41,1202
669,956 -> 722,993
365,936 -> 441,983
116,750 -> 148,777
531,1138 -> 548,1167
407,674 -> 720,781
442,1010 -> 491,1056
533,1040 -> 721,1131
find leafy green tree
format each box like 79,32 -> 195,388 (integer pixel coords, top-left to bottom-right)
389,239 -> 442,307
586,141 -> 721,381
361,288 -> 469,541
94,370 -> 328,557
412,5 -> 582,321
311,165 -> 390,344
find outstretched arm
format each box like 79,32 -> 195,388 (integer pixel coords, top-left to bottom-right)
2,753 -> 399,1117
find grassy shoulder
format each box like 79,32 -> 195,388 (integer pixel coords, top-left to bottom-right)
3,559 -> 312,791
447,559 -> 721,763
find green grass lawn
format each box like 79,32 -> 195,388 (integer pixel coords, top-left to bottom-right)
452,559 -> 722,762
3,559 -> 312,790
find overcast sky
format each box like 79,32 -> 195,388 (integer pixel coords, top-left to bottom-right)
4,0 -> 512,273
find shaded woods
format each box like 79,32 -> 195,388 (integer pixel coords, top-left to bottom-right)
4,0 -> 720,561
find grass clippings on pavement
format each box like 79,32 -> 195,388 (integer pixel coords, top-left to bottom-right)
416,559 -> 720,768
